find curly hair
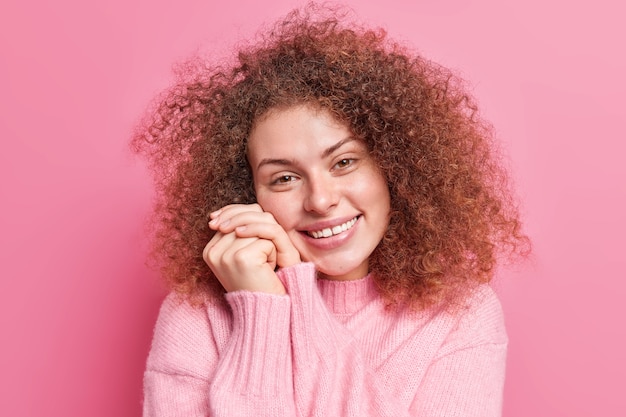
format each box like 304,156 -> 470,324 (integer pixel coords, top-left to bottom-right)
132,4 -> 529,310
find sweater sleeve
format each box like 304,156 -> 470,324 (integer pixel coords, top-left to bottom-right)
278,263 -> 415,417
143,294 -> 218,417
207,291 -> 296,416
409,286 -> 508,417
143,291 -> 297,417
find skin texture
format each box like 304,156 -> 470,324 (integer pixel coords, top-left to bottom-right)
132,5 -> 529,310
204,106 -> 391,293
203,203 -> 298,294
248,105 -> 391,283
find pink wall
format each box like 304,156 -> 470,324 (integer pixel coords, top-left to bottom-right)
1,0 -> 624,415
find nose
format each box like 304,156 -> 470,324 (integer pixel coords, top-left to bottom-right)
303,174 -> 339,215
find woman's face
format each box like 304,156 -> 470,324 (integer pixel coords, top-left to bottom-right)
247,105 -> 391,281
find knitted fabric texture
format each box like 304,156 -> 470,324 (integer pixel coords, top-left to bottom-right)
143,263 -> 507,416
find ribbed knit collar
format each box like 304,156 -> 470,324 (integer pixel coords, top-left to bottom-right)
316,273 -> 380,316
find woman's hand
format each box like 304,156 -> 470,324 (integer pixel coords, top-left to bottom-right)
203,204 -> 301,294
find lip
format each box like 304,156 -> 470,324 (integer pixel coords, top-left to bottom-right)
299,215 -> 360,232
298,215 -> 361,250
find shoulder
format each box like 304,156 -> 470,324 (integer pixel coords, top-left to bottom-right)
146,293 -> 231,379
435,285 -> 508,356
460,285 -> 507,336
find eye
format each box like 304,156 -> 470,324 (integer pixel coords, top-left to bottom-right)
334,158 -> 354,169
271,175 -> 297,185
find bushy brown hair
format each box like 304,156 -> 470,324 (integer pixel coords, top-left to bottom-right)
132,4 -> 528,310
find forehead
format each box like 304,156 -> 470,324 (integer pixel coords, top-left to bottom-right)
247,105 -> 354,160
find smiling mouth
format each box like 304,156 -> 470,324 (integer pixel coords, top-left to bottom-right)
306,216 -> 359,239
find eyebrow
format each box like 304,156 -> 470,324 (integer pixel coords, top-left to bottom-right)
321,137 -> 357,159
256,136 -> 357,170
256,158 -> 295,170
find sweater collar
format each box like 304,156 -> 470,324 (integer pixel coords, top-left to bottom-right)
316,273 -> 380,315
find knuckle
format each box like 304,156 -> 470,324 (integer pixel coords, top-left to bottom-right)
204,243 -> 224,267
205,248 -> 218,266
202,241 -> 215,262
232,248 -> 252,266
260,211 -> 276,222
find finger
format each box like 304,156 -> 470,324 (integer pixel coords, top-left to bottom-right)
212,210 -> 277,233
209,236 -> 285,294
209,203 -> 263,227
204,231 -> 260,266
203,231 -> 258,286
224,237 -> 277,272
228,238 -> 285,294
204,230 -> 275,275
202,230 -> 222,261
233,222 -> 301,267
203,230 -> 237,267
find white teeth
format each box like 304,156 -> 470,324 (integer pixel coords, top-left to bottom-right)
308,217 -> 358,239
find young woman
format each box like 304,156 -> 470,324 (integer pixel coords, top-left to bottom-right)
134,5 -> 528,416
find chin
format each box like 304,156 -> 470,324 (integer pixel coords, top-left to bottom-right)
310,257 -> 369,281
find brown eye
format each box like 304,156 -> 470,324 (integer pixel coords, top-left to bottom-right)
335,159 -> 353,169
272,175 -> 296,185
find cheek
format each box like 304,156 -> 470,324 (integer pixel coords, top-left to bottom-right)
256,193 -> 299,230
354,171 -> 390,207
365,181 -> 391,225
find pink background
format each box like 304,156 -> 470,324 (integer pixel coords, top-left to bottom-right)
1,0 -> 624,416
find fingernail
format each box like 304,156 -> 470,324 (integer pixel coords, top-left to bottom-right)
210,209 -> 222,218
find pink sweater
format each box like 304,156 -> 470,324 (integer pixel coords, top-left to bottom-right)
143,263 -> 507,416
